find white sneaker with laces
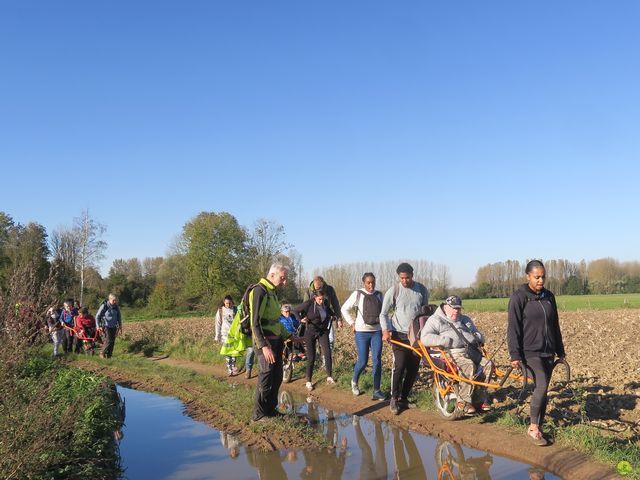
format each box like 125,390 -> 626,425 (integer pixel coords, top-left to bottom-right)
306,381 -> 313,391
326,377 -> 336,385
351,380 -> 360,396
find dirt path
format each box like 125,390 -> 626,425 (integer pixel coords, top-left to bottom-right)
89,353 -> 619,480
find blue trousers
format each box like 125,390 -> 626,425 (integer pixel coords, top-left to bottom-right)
353,330 -> 383,391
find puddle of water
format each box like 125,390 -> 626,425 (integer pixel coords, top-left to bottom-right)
116,385 -> 559,480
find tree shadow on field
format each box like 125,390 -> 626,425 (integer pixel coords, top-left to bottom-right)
545,375 -> 640,442
126,338 -> 161,357
552,376 -> 638,415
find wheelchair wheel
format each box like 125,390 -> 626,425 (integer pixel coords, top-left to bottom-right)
433,376 -> 463,420
278,390 -> 295,414
435,441 -> 465,479
283,351 -> 294,383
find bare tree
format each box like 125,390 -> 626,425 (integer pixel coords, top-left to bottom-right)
73,210 -> 107,305
250,219 -> 293,277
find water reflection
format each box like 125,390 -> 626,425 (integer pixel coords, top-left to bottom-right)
393,428 -> 427,479
353,416 -> 388,479
117,385 -> 557,480
220,432 -> 240,458
436,441 -> 492,479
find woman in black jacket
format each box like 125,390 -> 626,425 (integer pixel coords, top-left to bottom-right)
507,260 -> 566,446
293,289 -> 337,391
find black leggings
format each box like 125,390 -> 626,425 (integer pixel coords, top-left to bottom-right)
304,326 -> 332,381
524,355 -> 555,425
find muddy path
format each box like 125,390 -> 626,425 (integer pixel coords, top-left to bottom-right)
80,354 -> 618,479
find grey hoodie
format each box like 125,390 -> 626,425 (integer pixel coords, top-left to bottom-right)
420,306 -> 484,348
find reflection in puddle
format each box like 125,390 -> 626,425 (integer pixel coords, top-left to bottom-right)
117,386 -> 558,479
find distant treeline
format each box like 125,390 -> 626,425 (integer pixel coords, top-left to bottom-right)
2,210 -> 638,312
309,258 -> 640,302
470,258 -> 640,298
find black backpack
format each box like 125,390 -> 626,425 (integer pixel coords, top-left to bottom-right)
236,283 -> 267,336
355,290 -> 383,326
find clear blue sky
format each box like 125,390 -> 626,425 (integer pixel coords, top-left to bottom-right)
2,1 -> 639,287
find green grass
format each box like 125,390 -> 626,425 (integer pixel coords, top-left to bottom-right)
120,307 -> 208,322
555,424 -> 640,475
0,350 -> 123,480
450,293 -> 640,312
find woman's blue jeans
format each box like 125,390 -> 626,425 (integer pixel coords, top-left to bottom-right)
353,330 -> 383,391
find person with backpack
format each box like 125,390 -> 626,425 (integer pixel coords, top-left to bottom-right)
508,260 -> 566,446
215,295 -> 240,376
304,276 -> 344,351
96,293 -> 123,359
421,295 -> 490,415
294,288 -> 340,391
340,272 -> 387,400
59,300 -> 76,354
251,263 -> 290,422
380,262 -> 429,415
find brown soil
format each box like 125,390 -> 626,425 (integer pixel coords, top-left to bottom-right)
110,309 -> 640,479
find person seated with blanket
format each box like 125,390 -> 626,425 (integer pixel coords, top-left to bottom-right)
420,295 -> 491,415
75,307 -> 98,351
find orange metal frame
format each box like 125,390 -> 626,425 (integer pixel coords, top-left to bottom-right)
389,339 -> 530,395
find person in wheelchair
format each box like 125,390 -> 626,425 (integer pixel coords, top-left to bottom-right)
420,295 -> 490,415
75,307 -> 98,353
279,304 -> 305,359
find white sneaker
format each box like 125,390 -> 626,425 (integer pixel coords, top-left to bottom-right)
326,377 -> 336,385
351,380 -> 360,396
306,381 -> 313,391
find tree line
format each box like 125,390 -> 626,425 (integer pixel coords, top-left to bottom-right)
0,210 -> 303,313
2,209 -> 639,315
471,258 -> 640,298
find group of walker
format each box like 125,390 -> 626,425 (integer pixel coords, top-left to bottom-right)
46,293 -> 123,359
218,259 -> 565,447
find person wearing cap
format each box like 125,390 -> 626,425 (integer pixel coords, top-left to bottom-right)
279,304 -> 305,359
379,262 -> 429,414
420,295 -> 490,415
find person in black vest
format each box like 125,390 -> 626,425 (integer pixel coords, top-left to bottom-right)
341,272 -> 387,400
507,260 -> 566,446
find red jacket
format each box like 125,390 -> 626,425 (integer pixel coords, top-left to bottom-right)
76,314 -> 96,331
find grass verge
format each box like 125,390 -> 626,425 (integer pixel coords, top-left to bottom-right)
0,350 -> 123,480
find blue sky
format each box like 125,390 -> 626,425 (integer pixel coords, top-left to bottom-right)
1,1 -> 639,287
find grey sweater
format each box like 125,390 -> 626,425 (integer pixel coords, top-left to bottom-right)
420,306 -> 484,348
379,282 -> 428,333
